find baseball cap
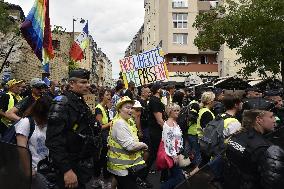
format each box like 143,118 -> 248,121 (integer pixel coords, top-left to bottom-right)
30,78 -> 47,88
7,79 -> 23,88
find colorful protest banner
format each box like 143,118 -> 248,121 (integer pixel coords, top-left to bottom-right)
119,48 -> 168,87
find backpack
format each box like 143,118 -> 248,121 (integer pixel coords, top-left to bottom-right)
1,117 -> 35,145
177,101 -> 200,135
199,114 -> 231,157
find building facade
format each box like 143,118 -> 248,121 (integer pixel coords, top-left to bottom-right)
0,2 -> 113,86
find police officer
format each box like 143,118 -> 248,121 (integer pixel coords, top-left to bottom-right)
46,69 -> 101,189
264,90 -> 284,127
224,109 -> 284,189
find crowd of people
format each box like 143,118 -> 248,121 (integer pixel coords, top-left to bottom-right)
1,68 -> 284,189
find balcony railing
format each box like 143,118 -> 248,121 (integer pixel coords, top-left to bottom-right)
167,62 -> 218,72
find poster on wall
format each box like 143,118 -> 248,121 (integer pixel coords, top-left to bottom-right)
119,48 -> 169,87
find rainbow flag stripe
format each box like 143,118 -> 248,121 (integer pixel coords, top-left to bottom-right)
21,0 -> 54,72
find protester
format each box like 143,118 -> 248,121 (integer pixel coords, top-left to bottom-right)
212,88 -> 225,116
138,85 -> 151,152
92,87 -> 113,189
207,94 -> 242,185
0,79 -> 23,136
147,83 -> 165,175
111,82 -> 124,117
190,91 -> 215,175
123,81 -> 135,100
6,78 -> 47,122
46,69 -> 102,189
172,90 -> 185,108
245,87 -> 263,98
107,96 -> 147,189
161,103 -> 184,189
224,109 -> 284,189
16,96 -> 52,189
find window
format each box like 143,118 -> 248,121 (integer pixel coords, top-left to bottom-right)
173,13 -> 188,28
172,56 -> 188,62
173,33 -> 188,44
172,0 -> 188,8
52,40 -> 60,51
200,55 -> 208,64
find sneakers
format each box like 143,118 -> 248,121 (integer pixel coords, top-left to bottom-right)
136,177 -> 153,188
91,178 -> 103,188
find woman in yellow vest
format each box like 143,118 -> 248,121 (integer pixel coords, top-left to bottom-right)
92,87 -> 113,188
107,96 -> 147,189
189,91 -> 215,176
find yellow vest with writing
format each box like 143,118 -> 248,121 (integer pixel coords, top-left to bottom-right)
96,104 -> 109,125
1,92 -> 22,127
107,116 -> 145,172
196,107 -> 215,137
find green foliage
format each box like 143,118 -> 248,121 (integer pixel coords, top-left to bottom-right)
0,2 -> 18,34
68,59 -> 79,72
52,25 -> 66,34
193,0 -> 284,77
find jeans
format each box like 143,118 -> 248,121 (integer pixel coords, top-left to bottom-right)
208,155 -> 224,179
161,165 -> 184,189
115,174 -> 138,189
187,135 -> 202,166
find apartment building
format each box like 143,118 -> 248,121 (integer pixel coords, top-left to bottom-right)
125,0 -> 220,82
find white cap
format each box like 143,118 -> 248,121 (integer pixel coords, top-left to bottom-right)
133,100 -> 142,108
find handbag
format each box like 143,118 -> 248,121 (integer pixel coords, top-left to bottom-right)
156,140 -> 174,170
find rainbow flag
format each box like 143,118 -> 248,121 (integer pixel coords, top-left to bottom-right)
69,22 -> 89,61
21,0 -> 54,73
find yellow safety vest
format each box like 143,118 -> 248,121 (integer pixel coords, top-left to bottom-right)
107,116 -> 145,172
1,92 -> 22,127
96,104 -> 109,125
187,100 -> 199,135
196,107 -> 215,137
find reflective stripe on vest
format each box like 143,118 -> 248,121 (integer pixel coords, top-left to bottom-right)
1,92 -> 22,127
196,107 -> 215,137
107,116 -> 145,171
96,104 -> 109,125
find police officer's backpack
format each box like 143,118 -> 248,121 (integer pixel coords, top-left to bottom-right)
199,114 -> 231,157
1,117 -> 35,145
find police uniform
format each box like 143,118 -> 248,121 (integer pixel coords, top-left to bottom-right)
224,128 -> 284,189
46,69 -> 101,189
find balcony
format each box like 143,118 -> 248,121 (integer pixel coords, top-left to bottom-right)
167,62 -> 218,72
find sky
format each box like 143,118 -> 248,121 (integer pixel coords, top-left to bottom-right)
5,0 -> 145,79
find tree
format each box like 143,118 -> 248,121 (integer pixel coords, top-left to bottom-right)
0,2 -> 18,34
193,0 -> 284,81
